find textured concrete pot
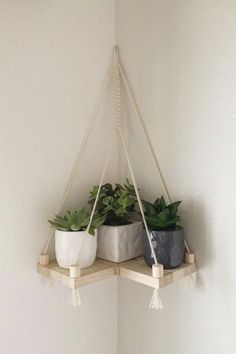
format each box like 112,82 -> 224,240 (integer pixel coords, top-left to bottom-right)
97,221 -> 142,263
142,228 -> 184,269
55,229 -> 97,269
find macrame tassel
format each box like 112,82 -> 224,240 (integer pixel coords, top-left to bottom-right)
149,288 -> 163,310
67,288 -> 81,307
185,274 -> 194,293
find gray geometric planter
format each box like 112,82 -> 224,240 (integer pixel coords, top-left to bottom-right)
142,227 -> 185,269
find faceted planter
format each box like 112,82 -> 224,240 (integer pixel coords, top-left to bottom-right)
97,221 -> 143,263
142,228 -> 185,269
55,229 -> 97,269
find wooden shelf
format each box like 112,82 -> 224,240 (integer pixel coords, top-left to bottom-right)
37,257 -> 196,290
37,259 -> 115,289
118,257 -> 197,289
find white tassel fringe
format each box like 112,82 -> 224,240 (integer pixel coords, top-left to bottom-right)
149,288 -> 163,310
67,288 -> 81,307
185,274 -> 194,293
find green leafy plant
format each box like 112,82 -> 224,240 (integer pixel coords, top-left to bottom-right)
88,179 -> 137,226
48,207 -> 106,235
142,196 -> 182,230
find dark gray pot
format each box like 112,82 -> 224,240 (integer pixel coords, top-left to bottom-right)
142,228 -> 185,269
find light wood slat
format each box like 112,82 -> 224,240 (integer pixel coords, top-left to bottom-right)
37,260 -> 115,289
119,257 -> 197,289
37,256 -> 197,290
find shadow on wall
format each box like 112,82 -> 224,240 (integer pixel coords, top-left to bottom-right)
182,198 -> 212,290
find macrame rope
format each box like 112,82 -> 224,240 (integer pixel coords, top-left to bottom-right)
118,64 -> 191,254
75,149 -> 111,265
118,125 -> 163,309
112,47 -> 158,266
119,65 -> 171,202
118,128 -> 158,265
42,68 -> 112,256
112,46 -> 121,182
67,148 -> 111,307
86,151 -> 111,234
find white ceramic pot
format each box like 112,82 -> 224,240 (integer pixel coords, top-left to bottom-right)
55,229 -> 97,269
97,221 -> 142,263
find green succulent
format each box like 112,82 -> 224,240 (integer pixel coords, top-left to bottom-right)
48,207 -> 106,235
88,179 -> 137,226
142,196 -> 182,230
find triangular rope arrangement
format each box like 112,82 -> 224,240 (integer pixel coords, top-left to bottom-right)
39,46 -> 195,308
67,149 -> 112,305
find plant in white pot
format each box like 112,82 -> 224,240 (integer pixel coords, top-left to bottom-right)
48,208 -> 105,269
89,180 -> 143,263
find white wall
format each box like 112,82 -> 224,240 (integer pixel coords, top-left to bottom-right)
0,1 -> 117,354
116,1 -> 236,354
2,1 -> 236,354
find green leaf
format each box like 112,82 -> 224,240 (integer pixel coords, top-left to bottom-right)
103,183 -> 113,195
168,201 -> 181,217
70,224 -> 80,231
154,196 -> 166,212
86,180 -> 138,226
142,196 -> 182,230
142,200 -> 156,217
115,207 -> 126,216
102,196 -> 113,206
88,227 -> 95,236
48,220 -> 70,231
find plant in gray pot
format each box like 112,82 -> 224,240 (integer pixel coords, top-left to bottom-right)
142,196 -> 184,269
89,180 -> 142,263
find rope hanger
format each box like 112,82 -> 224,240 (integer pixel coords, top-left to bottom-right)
112,46 -> 191,252
112,47 -> 194,304
40,45 -> 194,308
41,68 -> 112,256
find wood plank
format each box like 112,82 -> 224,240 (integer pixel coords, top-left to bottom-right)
37,260 -> 115,289
37,256 -> 197,290
119,257 -> 197,289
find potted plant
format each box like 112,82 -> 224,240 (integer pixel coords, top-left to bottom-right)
142,196 -> 184,269
48,207 -> 105,269
89,180 -> 142,262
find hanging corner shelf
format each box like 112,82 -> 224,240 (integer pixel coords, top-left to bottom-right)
37,256 -> 197,290
38,46 -> 198,309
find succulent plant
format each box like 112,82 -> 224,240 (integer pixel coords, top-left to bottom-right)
88,179 -> 137,226
142,196 -> 182,230
48,207 -> 106,235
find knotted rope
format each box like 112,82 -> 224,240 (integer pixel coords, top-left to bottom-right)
67,149 -> 111,306
112,47 -> 162,309
41,68 -> 112,257
118,49 -> 194,294
119,64 -> 191,254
